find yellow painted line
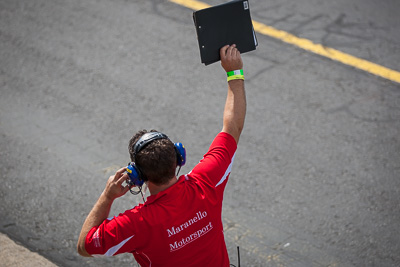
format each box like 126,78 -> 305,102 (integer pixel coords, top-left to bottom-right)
169,0 -> 211,10
169,0 -> 400,84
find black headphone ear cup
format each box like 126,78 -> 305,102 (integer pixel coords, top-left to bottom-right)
174,143 -> 186,167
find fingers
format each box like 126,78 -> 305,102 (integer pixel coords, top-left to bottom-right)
117,173 -> 129,185
115,167 -> 127,177
221,44 -> 238,59
103,167 -> 132,200
220,45 -> 229,60
228,44 -> 237,58
118,174 -> 131,196
107,168 -> 129,190
112,167 -> 126,181
220,44 -> 243,72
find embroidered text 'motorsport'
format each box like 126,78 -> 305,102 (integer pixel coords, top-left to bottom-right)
169,221 -> 213,252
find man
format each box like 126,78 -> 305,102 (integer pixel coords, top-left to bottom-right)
77,44 -> 246,266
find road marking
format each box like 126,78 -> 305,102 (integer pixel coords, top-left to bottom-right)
169,0 -> 400,84
169,0 -> 210,10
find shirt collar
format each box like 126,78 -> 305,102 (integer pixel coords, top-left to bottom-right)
144,175 -> 185,205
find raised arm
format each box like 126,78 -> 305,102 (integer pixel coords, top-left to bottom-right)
220,45 -> 246,144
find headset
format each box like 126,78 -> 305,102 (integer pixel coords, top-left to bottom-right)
126,132 -> 186,188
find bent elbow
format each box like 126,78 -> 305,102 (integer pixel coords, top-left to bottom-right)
77,243 -> 91,257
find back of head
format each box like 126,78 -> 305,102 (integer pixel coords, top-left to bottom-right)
128,130 -> 177,185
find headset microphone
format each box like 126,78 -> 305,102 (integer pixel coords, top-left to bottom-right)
126,162 -> 144,194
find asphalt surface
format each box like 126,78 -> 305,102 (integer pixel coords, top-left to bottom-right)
1,0 -> 399,266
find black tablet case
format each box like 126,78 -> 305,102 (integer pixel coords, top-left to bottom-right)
193,0 -> 258,65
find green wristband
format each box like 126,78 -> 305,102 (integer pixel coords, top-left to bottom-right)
227,69 -> 244,77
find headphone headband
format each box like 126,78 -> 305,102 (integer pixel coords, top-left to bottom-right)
133,132 -> 169,158
127,131 -> 186,188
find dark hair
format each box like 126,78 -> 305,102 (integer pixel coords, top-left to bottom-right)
128,129 -> 177,185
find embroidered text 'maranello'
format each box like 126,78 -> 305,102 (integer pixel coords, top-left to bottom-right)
167,211 -> 207,237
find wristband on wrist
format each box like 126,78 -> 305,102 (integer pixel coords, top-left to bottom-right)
227,69 -> 244,82
227,75 -> 245,82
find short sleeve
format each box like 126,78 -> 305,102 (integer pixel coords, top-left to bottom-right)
85,209 -> 142,257
188,132 -> 237,189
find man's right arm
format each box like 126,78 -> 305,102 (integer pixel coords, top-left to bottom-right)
220,45 -> 246,144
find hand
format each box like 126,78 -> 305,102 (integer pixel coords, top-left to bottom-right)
103,167 -> 131,200
220,44 -> 243,72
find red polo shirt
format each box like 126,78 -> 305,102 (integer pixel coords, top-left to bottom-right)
85,132 -> 237,266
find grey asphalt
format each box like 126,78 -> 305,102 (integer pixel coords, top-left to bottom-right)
1,0 -> 399,266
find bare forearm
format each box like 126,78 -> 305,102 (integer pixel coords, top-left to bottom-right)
219,45 -> 246,143
77,192 -> 113,257
77,167 -> 130,257
222,79 -> 246,143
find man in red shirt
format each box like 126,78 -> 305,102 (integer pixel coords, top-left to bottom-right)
77,44 -> 246,266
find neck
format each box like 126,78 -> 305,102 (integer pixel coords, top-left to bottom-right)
147,176 -> 178,196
